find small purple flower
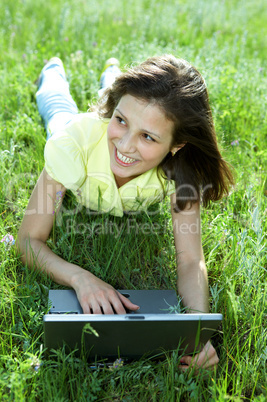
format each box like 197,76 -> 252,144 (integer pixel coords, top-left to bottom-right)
53,191 -> 64,216
56,191 -> 63,200
1,234 -> 15,246
231,140 -> 239,146
34,363 -> 41,372
109,358 -> 124,370
30,357 -> 42,373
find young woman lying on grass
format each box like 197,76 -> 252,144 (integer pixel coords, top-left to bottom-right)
17,55 -> 233,370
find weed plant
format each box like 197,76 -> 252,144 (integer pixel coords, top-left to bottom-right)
0,0 -> 266,400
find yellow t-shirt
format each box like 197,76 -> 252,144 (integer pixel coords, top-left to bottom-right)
44,113 -> 175,217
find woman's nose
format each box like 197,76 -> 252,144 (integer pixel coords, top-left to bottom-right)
118,131 -> 136,153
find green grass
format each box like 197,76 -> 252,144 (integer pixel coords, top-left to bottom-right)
0,0 -> 266,400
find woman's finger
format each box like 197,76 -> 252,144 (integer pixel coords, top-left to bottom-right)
117,292 -> 140,312
179,342 -> 219,371
88,300 -> 103,315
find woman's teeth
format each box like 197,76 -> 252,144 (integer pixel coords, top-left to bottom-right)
117,149 -> 136,164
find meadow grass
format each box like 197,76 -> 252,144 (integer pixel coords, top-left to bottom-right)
0,0 -> 266,400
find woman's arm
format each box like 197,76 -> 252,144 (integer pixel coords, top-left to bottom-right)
16,168 -> 139,314
171,195 -> 208,313
170,193 -> 219,370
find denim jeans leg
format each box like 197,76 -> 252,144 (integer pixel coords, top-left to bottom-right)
36,58 -> 79,140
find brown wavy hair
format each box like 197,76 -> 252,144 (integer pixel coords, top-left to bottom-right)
95,55 -> 234,211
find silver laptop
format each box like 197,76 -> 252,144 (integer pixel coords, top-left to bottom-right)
43,289 -> 222,360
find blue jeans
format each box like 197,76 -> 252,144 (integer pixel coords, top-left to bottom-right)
36,58 -> 79,140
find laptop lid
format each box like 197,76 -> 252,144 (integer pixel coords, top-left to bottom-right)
44,289 -> 222,360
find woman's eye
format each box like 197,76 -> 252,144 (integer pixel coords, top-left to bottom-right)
116,116 -> 126,125
143,133 -> 155,142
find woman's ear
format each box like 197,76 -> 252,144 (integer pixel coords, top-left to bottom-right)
171,143 -> 186,157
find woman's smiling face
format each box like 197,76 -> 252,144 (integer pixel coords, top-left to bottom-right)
107,94 -> 178,187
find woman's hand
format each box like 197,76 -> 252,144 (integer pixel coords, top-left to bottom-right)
179,341 -> 219,371
71,270 -> 140,314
